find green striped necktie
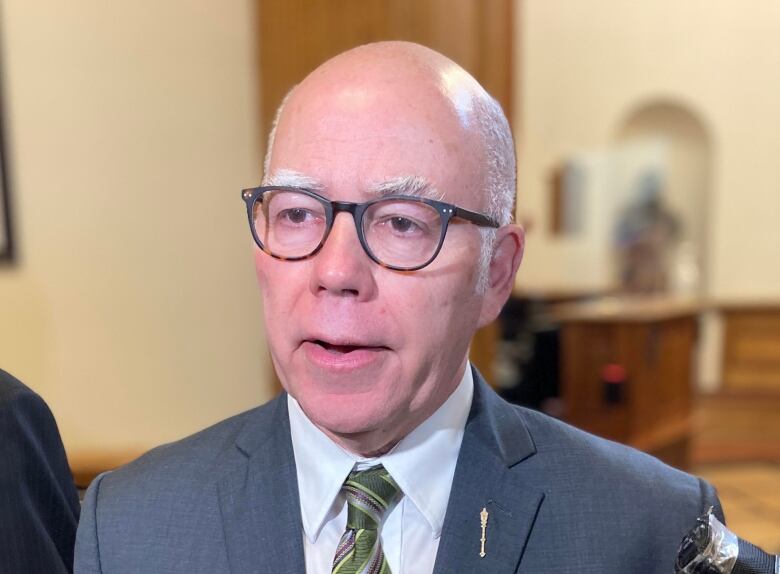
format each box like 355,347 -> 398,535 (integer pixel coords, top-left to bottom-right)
331,465 -> 402,574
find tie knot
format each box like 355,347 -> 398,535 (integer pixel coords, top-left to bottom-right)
343,465 -> 401,531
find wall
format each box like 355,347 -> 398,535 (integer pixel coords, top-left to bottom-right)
515,0 -> 780,299
0,1 -> 272,461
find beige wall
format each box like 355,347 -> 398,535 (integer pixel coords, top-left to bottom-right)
516,0 -> 780,299
0,1 -> 273,459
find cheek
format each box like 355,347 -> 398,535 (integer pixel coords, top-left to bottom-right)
428,264 -> 479,310
429,276 -> 483,344
396,277 -> 475,343
254,252 -> 300,317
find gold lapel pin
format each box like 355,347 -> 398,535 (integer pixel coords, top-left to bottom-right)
479,507 -> 489,558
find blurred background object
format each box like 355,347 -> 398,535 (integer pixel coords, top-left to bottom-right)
614,171 -> 681,294
0,0 -> 777,550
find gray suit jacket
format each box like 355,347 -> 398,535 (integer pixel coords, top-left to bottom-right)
75,369 -> 722,573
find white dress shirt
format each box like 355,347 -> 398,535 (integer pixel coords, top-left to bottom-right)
288,365 -> 474,574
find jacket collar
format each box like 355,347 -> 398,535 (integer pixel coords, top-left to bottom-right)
433,367 -> 545,574
217,395 -> 306,574
217,366 -> 544,574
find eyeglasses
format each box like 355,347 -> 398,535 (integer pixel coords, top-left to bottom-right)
241,186 -> 499,271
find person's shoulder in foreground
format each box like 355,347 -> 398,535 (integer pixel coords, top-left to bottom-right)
0,368 -> 81,574
75,373 -> 720,574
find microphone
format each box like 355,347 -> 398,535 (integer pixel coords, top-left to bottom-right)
675,508 -> 779,574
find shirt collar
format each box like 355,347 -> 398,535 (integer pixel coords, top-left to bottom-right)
288,364 -> 474,543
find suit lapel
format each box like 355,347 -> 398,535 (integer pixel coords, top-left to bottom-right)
217,395 -> 306,574
433,370 -> 545,574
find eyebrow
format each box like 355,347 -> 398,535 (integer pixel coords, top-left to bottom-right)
263,169 -> 325,192
370,176 -> 443,201
264,170 -> 442,201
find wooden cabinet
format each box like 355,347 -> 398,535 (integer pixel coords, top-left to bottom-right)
721,304 -> 780,391
556,298 -> 699,469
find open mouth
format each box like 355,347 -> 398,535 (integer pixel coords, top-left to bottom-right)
310,339 -> 387,355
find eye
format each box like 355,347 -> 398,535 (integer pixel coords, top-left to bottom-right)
389,216 -> 419,234
367,199 -> 441,240
263,189 -> 326,228
279,207 -> 314,225
373,214 -> 427,237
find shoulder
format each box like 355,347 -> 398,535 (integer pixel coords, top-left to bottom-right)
0,368 -> 58,436
0,367 -> 39,409
519,404 -> 703,493
473,375 -> 702,499
471,371 -> 708,506
460,386 -> 721,571
91,393 -> 286,500
0,369 -> 79,573
505,404 -> 722,568
78,394 -> 288,569
507,403 -> 719,534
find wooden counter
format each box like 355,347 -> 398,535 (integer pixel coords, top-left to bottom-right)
554,296 -> 701,469
715,300 -> 780,392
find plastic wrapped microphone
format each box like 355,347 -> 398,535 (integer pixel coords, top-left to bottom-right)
675,508 -> 779,574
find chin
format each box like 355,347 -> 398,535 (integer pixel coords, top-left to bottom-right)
301,395 -> 389,437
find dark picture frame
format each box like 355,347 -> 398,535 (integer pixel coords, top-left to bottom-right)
0,37 -> 14,263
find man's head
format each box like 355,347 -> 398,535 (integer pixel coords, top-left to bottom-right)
252,41 -> 523,456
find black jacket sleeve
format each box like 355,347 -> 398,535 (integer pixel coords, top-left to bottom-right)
0,369 -> 80,574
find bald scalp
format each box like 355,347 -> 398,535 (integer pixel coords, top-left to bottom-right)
262,41 -> 515,290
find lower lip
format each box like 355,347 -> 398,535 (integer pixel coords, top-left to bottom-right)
301,341 -> 387,371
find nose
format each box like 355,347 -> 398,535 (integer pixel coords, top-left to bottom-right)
309,212 -> 377,300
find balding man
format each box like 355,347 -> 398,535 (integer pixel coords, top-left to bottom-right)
75,42 -> 722,573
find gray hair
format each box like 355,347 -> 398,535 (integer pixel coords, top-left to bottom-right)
262,87 -> 515,293
471,94 -> 515,292
263,88 -> 294,181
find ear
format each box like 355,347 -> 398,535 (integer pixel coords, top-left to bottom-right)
477,224 -> 524,328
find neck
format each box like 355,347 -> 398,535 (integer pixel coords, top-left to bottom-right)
319,361 -> 469,458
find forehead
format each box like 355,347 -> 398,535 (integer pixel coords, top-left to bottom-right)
267,79 -> 485,203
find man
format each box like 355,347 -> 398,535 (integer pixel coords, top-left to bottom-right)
1,368 -> 80,574
76,42 -> 721,573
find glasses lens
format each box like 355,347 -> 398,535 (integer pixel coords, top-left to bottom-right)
363,198 -> 443,268
253,189 -> 327,258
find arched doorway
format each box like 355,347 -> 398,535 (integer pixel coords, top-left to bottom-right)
613,99 -> 712,294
